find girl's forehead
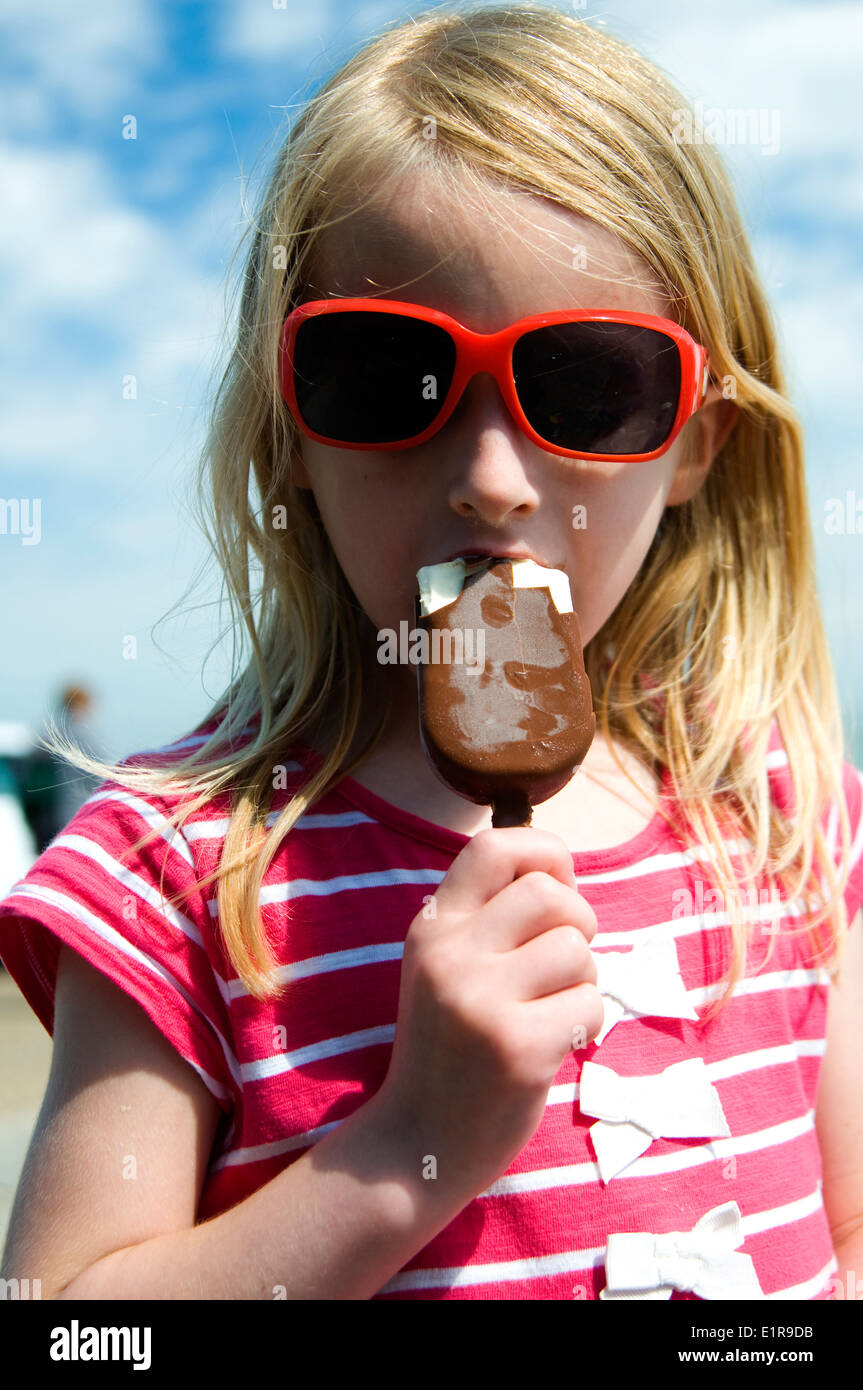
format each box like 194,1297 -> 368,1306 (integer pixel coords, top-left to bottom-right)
305,171 -> 674,326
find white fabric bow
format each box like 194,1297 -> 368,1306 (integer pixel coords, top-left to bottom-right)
593,935 -> 699,1045
579,1056 -> 731,1182
599,1201 -> 764,1300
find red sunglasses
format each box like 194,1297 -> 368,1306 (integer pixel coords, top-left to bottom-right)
279,297 -> 710,463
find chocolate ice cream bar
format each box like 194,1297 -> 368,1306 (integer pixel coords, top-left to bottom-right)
416,558 -> 595,826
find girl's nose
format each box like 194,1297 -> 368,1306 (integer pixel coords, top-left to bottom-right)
444,374 -> 540,524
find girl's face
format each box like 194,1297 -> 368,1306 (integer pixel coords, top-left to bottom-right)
293,172 -> 736,670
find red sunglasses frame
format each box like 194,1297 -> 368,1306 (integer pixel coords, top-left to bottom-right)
279,297 -> 710,463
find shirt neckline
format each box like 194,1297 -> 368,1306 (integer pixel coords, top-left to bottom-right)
291,740 -> 678,869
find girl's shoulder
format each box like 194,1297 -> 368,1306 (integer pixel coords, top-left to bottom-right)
0,717 -> 248,1116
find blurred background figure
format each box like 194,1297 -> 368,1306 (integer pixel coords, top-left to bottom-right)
0,721 -> 38,904
11,684 -> 104,857
0,687 -> 104,969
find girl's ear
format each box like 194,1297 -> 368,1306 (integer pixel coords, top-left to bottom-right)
665,385 -> 739,506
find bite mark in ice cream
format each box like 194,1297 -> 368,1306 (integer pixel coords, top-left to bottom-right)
416,558 -> 595,826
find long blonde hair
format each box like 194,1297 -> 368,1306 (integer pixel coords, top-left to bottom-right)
40,2 -> 852,1014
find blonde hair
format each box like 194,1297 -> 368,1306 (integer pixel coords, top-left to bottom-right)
43,2 -> 852,1015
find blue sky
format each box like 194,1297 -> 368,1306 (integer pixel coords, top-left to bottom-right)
1,0 -> 862,765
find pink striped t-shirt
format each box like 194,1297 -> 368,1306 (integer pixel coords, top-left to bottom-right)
1,717 -> 862,1300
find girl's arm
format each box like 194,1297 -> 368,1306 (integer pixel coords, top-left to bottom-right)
0,942 -> 468,1300
815,907 -> 863,1295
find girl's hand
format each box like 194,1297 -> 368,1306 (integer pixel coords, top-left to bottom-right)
375,828 -> 603,1203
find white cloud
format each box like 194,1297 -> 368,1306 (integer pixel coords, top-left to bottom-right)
0,0 -> 161,126
773,275 -> 863,418
0,139 -> 230,471
604,2 -> 863,170
219,0 -> 338,59
0,144 -> 164,309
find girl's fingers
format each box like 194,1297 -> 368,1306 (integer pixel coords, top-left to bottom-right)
433,827 -> 579,918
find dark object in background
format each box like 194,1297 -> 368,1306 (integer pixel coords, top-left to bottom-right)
13,747 -> 65,854
0,734 -> 40,964
4,686 -> 103,855
41,684 -> 103,844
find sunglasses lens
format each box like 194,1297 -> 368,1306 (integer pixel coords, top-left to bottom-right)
513,321 -> 681,455
292,310 -> 456,444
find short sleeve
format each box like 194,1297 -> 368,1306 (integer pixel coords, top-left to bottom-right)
0,779 -> 236,1114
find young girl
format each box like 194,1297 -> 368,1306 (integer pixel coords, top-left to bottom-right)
1,3 -> 862,1302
